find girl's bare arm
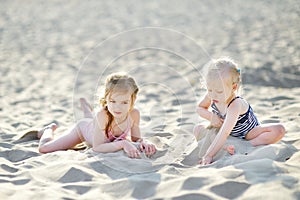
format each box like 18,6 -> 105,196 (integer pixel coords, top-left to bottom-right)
92,110 -> 124,152
196,93 -> 213,121
130,109 -> 142,142
204,100 -> 241,158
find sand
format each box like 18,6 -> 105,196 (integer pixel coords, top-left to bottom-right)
1,0 -> 299,199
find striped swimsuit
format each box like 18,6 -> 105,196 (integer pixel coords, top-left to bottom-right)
211,96 -> 260,139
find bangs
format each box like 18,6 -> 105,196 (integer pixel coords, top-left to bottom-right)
109,83 -> 133,96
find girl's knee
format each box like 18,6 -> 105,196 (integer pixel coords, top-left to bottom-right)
194,124 -> 205,132
193,124 -> 206,141
193,124 -> 203,136
268,124 -> 285,141
276,124 -> 285,138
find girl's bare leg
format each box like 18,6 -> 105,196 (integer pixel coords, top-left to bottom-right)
80,98 -> 93,118
246,124 -> 285,146
37,123 -> 58,139
38,120 -> 88,153
194,124 -> 235,155
193,124 -> 206,141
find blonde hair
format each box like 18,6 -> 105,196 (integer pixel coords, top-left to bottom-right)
100,72 -> 139,138
204,57 -> 241,88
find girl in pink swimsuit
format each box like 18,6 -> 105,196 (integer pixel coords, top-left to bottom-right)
37,72 -> 156,158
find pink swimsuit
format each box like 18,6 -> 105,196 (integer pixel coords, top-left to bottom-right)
79,116 -> 131,145
107,117 -> 131,142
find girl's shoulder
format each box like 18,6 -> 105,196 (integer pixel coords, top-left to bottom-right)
95,108 -> 109,122
228,96 -> 249,114
129,108 -> 140,121
130,108 -> 140,116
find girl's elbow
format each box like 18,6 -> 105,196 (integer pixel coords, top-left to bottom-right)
196,108 -> 206,117
277,124 -> 286,138
92,146 -> 98,152
92,143 -> 101,152
92,144 -> 110,153
92,146 -> 103,153
196,107 -> 204,112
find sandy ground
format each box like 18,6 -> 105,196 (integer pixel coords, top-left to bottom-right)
0,0 -> 300,199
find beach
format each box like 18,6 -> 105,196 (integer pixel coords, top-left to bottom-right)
0,0 -> 300,199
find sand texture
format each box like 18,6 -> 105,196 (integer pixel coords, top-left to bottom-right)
1,0 -> 300,199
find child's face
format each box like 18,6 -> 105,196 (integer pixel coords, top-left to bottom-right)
106,91 -> 132,119
206,75 -> 233,104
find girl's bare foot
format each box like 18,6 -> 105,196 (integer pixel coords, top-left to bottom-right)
80,98 -> 93,118
224,145 -> 235,155
37,123 -> 58,139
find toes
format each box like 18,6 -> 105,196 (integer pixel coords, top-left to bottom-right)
49,123 -> 58,131
37,123 -> 58,138
80,98 -> 92,111
227,145 -> 235,155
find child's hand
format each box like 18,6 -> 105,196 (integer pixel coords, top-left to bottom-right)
199,155 -> 213,165
139,140 -> 156,157
210,113 -> 224,128
122,140 -> 140,158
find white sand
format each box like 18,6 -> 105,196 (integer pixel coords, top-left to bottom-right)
0,1 -> 299,199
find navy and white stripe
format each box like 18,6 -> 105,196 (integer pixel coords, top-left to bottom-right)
211,97 -> 260,139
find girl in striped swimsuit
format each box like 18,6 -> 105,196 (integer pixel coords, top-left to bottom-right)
194,57 -> 285,165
